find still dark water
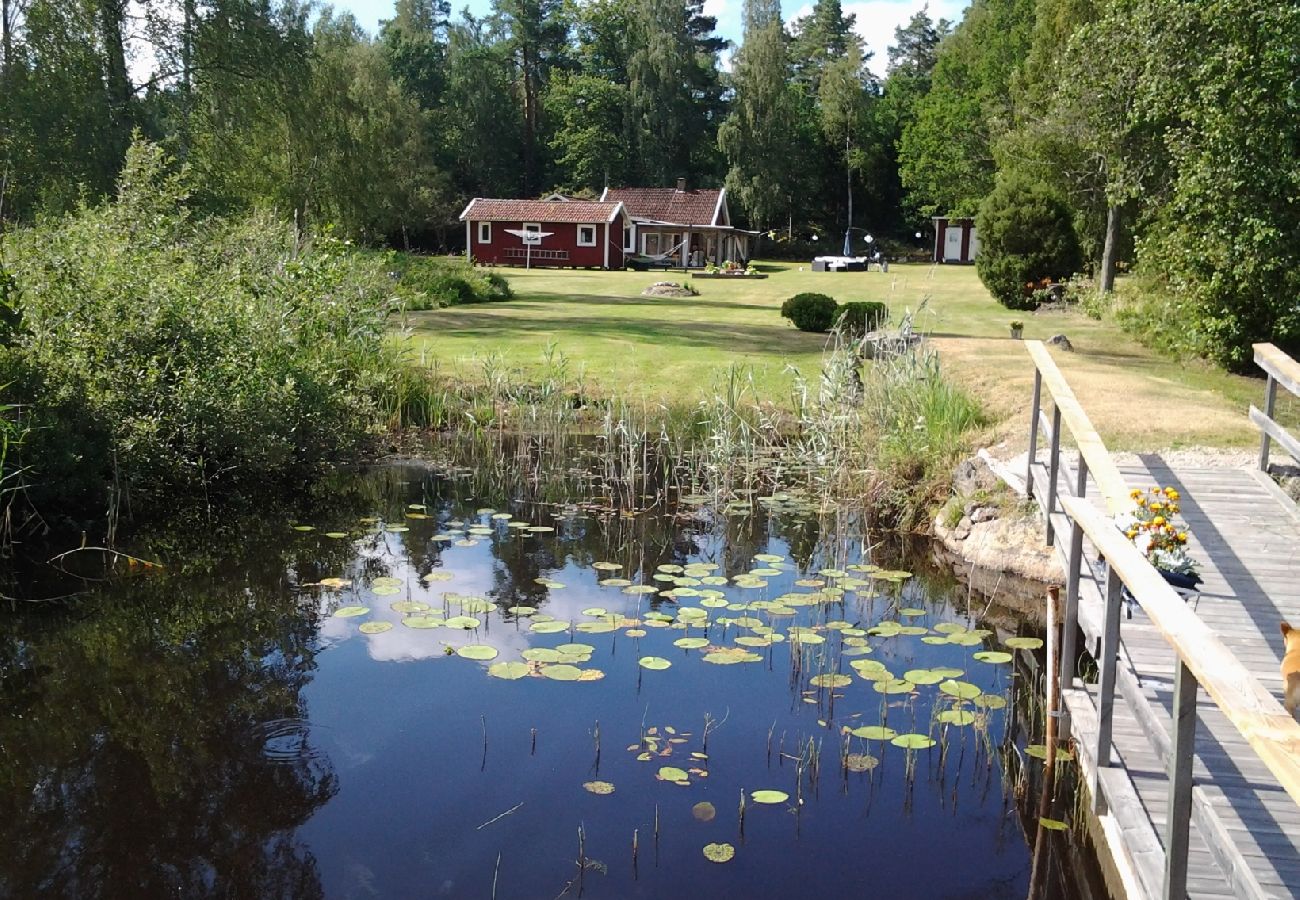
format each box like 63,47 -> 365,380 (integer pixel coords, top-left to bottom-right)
0,462 -> 1079,899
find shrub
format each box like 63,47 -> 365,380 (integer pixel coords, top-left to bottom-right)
1,140 -> 401,526
975,175 -> 1082,311
781,293 -> 839,332
390,254 -> 514,310
835,301 -> 888,335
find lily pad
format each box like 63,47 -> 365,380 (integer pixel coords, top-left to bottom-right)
849,725 -> 896,741
1039,817 -> 1069,831
523,648 -> 563,663
904,669 -> 945,685
938,710 -> 976,726
402,615 -> 443,629
873,678 -> 915,695
530,620 -> 570,634
332,606 -> 370,618
809,673 -> 852,688
973,651 -> 1013,664
702,842 -> 735,864
487,661 -> 530,680
673,637 -> 710,650
750,790 -> 788,805
1005,636 -> 1045,650
456,644 -> 499,660
657,766 -> 689,784
939,679 -> 982,701
583,781 -> 615,795
542,664 -> 584,681
639,656 -> 672,670
890,733 -> 937,750
359,621 -> 393,635
692,801 -> 716,822
845,753 -> 879,773
444,616 -> 481,630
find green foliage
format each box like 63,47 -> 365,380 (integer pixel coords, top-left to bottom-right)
835,301 -> 888,334
388,254 -> 513,309
0,141 -> 401,523
781,293 -> 839,332
975,175 -> 1081,309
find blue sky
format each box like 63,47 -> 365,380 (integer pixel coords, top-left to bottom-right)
335,0 -> 970,78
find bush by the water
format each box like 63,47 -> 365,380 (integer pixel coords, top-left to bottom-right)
835,302 -> 888,334
781,293 -> 839,332
389,254 -> 512,310
975,176 -> 1082,311
0,141 -> 404,528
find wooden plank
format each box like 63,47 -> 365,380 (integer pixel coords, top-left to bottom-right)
1255,342 -> 1300,397
1025,340 -> 1131,513
1061,494 -> 1300,807
1250,406 -> 1300,466
1164,661 -> 1196,900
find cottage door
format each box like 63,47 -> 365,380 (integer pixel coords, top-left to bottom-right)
943,226 -> 963,261
644,233 -> 661,257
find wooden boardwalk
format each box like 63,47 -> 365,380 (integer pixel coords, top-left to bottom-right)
1022,342 -> 1300,900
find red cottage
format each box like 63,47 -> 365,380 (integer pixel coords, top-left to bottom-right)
459,198 -> 628,269
931,216 -> 981,264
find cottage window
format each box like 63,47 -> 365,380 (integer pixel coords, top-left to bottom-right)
623,226 -> 633,251
478,222 -> 491,243
577,225 -> 597,247
523,222 -> 542,235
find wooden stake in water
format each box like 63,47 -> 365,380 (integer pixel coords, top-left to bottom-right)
1027,586 -> 1062,899
632,828 -> 639,877
531,727 -> 537,755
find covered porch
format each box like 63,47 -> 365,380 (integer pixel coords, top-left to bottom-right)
634,225 -> 753,268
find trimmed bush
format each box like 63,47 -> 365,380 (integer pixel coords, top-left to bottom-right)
975,175 -> 1082,311
835,301 -> 888,334
390,254 -> 514,310
781,293 -> 839,332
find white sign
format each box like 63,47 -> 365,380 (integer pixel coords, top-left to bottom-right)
522,231 -> 543,245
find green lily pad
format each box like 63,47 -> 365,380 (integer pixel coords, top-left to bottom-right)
750,790 -> 788,804
890,733 -> 936,750
324,532 -> 349,539
1025,744 -> 1075,761
639,656 -> 672,670
658,766 -> 689,783
445,616 -> 480,629
576,621 -> 616,634
849,725 -> 896,741
592,562 -> 622,571
673,637 -> 710,650
1039,817 -> 1069,831
333,606 -> 370,618
487,661 -> 530,680
583,781 -> 615,795
938,710 -> 976,726
542,664 -> 584,681
555,643 -> 595,656
359,621 -> 393,634
402,615 -> 443,629
702,842 -> 735,864
904,669 -> 945,685
974,694 -> 1008,710
809,673 -> 852,688
292,525 -> 315,532
939,679 -> 982,701
1005,636 -> 1045,650
873,678 -> 915,694
973,650 -> 1013,664
530,620 -> 570,634
507,606 -> 537,616
456,644 -> 498,660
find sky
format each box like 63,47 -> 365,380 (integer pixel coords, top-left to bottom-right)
335,0 -> 970,78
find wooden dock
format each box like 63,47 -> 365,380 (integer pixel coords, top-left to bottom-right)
1023,341 -> 1300,900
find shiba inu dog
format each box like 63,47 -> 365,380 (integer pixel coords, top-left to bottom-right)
1280,622 -> 1300,718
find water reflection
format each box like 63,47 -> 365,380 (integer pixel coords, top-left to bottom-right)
0,460 -> 1098,899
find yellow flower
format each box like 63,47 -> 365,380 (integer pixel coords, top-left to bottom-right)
1136,497 -> 1147,507
1152,516 -> 1166,527
1130,488 -> 1143,499
1177,532 -> 1188,543
1125,529 -> 1138,539
1164,487 -> 1179,500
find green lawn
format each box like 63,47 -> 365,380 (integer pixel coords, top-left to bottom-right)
400,261 -> 1274,451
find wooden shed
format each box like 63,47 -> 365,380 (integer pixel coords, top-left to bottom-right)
932,217 -> 980,264
459,198 -> 629,268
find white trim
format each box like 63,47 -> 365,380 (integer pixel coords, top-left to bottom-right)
603,222 -> 610,269
465,219 -> 472,262
577,224 -> 597,247
522,222 -> 542,234
478,221 -> 492,244
623,223 -> 634,252
599,187 -> 609,201
712,189 -> 726,226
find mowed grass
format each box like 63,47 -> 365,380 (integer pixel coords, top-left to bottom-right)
400,260 -> 1273,451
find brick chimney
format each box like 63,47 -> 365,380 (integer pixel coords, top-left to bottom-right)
676,177 -> 687,192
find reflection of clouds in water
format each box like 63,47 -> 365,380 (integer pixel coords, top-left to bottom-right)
320,526 -> 809,665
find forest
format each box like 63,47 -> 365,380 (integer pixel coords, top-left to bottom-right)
1,0 -> 1297,364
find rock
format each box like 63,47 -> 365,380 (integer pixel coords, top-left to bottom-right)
953,517 -> 972,541
933,507 -> 1063,586
860,330 -> 922,360
970,506 -> 999,524
952,455 -> 999,495
1047,333 -> 1074,351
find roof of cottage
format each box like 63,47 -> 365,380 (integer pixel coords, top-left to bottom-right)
459,198 -> 624,223
601,187 -> 723,227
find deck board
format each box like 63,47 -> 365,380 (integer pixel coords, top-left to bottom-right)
1033,457 -> 1300,899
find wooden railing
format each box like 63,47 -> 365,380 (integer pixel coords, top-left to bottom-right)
1251,342 -> 1300,471
1024,340 -> 1300,900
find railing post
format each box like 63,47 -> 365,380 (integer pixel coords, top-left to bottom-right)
1259,374 -> 1277,472
1163,660 -> 1196,900
1045,405 -> 1062,546
1060,457 -> 1088,693
1092,562 -> 1123,813
1027,370 -> 1042,500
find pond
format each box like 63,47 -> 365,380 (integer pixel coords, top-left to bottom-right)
0,459 -> 1097,899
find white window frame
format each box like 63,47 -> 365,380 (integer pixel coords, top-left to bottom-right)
522,222 -> 542,235
577,224 -> 597,247
623,225 -> 633,251
478,222 -> 492,244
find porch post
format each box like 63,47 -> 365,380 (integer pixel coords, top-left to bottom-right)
683,229 -> 691,268
465,220 -> 472,263
603,222 -> 610,270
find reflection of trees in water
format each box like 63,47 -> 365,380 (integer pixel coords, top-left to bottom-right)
0,569 -> 336,897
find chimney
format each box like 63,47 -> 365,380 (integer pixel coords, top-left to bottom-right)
676,177 -> 687,192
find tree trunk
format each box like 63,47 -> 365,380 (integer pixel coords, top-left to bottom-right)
96,0 -> 133,156
1099,203 -> 1121,293
1,0 -> 12,81
179,0 -> 195,159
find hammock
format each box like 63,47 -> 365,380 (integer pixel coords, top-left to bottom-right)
625,239 -> 689,269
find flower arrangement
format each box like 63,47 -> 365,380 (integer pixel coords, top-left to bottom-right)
1114,486 -> 1199,577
